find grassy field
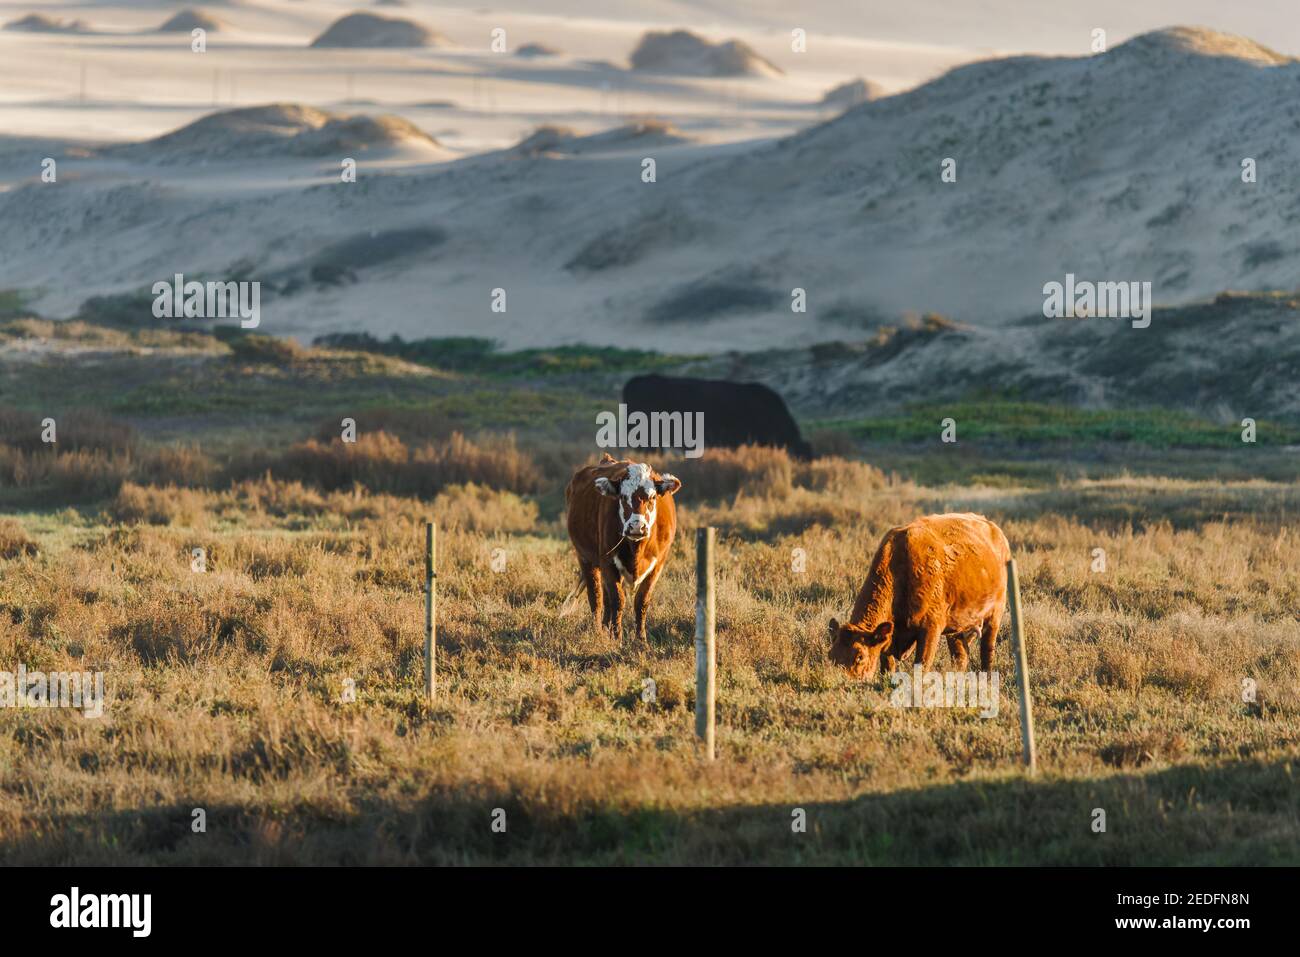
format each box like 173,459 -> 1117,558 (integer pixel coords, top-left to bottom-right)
0,318 -> 1298,864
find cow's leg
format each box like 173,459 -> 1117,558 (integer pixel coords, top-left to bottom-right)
915,621 -> 944,672
580,559 -> 602,627
882,629 -> 918,673
604,571 -> 626,639
980,606 -> 1004,672
633,563 -> 665,643
946,631 -> 971,671
599,563 -> 617,629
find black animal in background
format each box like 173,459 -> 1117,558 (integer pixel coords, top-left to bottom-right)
622,374 -> 813,459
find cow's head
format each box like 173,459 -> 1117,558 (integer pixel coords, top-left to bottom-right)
594,462 -> 681,543
827,618 -> 893,680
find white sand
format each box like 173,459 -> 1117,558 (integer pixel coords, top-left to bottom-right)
0,3 -> 1297,349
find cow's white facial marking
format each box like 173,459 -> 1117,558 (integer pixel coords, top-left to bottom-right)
598,463 -> 659,542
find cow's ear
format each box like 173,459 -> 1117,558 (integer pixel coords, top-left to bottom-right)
600,452 -> 617,463
826,618 -> 840,642
594,477 -> 620,497
867,621 -> 894,646
655,474 -> 681,496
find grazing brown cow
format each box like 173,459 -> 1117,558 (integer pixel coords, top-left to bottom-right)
828,513 -> 1010,679
565,453 -> 682,641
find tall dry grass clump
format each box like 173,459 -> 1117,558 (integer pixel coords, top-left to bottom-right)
0,405 -> 136,453
662,445 -> 885,502
0,406 -> 216,505
666,445 -> 795,500
0,517 -> 39,559
415,432 -> 538,493
263,430 -> 539,496
429,482 -> 539,532
0,445 -> 135,503
0,444 -> 214,506
111,482 -> 213,526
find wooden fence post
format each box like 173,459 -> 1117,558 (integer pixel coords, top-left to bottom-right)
695,527 -> 716,760
1006,558 -> 1036,773
425,522 -> 436,701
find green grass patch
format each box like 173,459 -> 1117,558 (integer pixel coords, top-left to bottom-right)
364,389 -> 606,432
0,289 -> 31,320
818,400 -> 1300,449
314,333 -> 696,379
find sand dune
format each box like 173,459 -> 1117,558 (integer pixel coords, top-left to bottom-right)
3,13 -> 90,33
0,18 -> 1296,355
512,120 -> 691,156
106,103 -> 443,162
629,29 -> 782,77
156,9 -> 224,33
516,42 -> 561,58
727,292 -> 1300,423
310,11 -> 443,48
820,78 -> 883,108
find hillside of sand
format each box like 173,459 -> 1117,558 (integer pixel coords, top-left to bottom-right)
1,24 -> 1297,356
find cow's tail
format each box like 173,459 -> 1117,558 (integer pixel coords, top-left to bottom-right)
557,569 -> 585,617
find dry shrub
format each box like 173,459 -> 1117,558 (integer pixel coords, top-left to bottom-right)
796,457 -> 887,497
0,317 -> 128,345
0,435 -> 212,506
267,430 -> 538,497
0,518 -> 38,559
524,440 -> 608,488
1096,643 -> 1146,691
663,446 -> 885,503
228,334 -> 311,365
1100,730 -> 1188,768
414,432 -> 538,494
111,482 -> 211,526
1147,655 -> 1221,698
233,476 -> 330,518
0,406 -> 146,504
93,524 -> 183,561
665,445 -> 795,501
0,406 -> 136,453
0,317 -> 56,339
431,483 -> 539,533
512,690 -> 565,725
0,446 -> 134,502
277,431 -> 410,491
235,539 -> 322,580
135,445 -> 216,487
312,408 -> 459,445
116,604 -> 257,665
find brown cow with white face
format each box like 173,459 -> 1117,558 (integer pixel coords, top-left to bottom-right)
565,453 -> 681,641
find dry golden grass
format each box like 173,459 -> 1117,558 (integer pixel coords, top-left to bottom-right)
0,518 -> 39,560
0,428 -> 536,508
235,431 -> 541,497
1,451 -> 1297,864
0,405 -> 137,454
